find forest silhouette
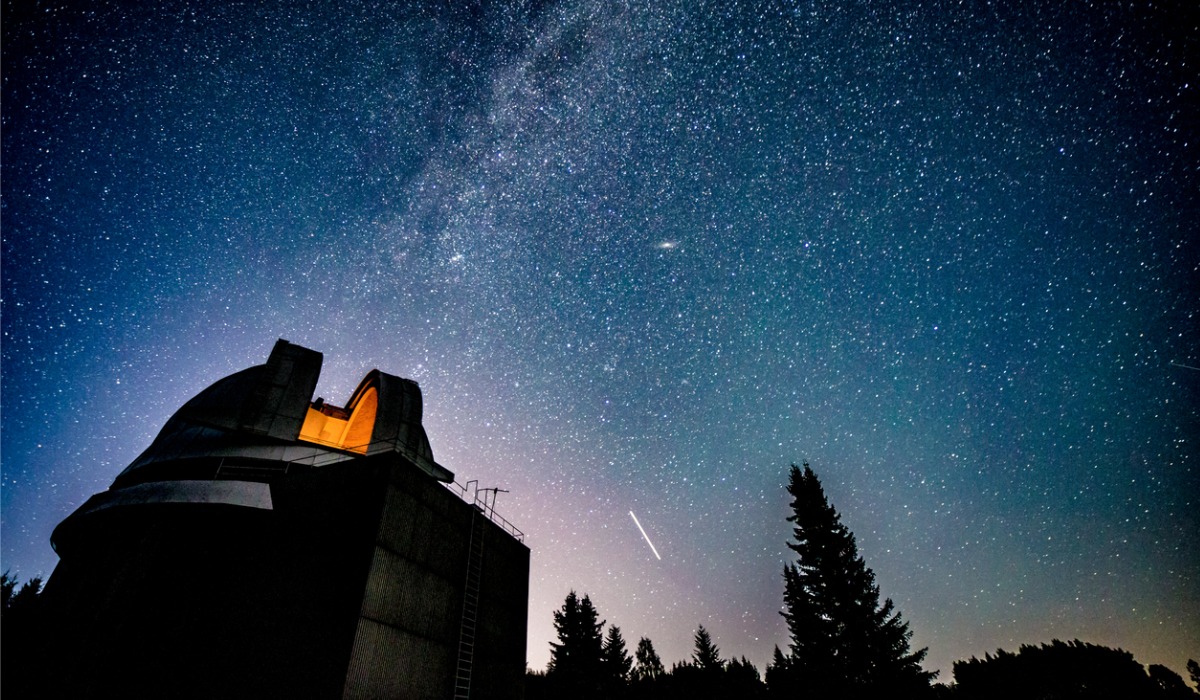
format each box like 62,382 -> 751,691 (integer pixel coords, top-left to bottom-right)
3,464 -> 1197,698
525,464 -> 1198,699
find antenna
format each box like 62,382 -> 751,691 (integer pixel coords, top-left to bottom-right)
478,487 -> 509,519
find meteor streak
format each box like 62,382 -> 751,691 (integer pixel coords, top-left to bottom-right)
629,510 -> 662,560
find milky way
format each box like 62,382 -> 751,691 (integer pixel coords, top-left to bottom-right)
3,0 -> 1197,678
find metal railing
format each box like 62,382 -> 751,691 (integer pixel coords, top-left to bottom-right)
443,480 -> 525,543
281,437 -> 525,543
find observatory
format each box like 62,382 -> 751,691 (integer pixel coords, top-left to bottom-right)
41,340 -> 529,699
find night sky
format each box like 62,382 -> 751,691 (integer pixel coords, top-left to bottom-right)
3,0 -> 1197,680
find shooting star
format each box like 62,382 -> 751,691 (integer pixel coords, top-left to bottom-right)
1169,361 -> 1200,372
629,510 -> 662,561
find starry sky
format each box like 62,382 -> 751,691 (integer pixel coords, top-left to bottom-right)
3,0 -> 1198,680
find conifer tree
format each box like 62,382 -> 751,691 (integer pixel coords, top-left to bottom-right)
765,646 -> 795,697
775,463 -> 934,696
547,590 -> 606,697
693,625 -> 723,672
1,573 -> 46,697
633,637 -> 665,681
602,624 -> 632,684
727,655 -> 766,695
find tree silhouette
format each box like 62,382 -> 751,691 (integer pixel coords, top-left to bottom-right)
1148,664 -> 1197,698
692,625 -> 723,672
1,572 -> 46,697
773,463 -> 934,696
668,626 -> 766,700
632,636 -> 664,682
524,669 -> 550,700
627,636 -> 667,700
601,624 -> 632,688
1,571 -> 42,616
0,571 -> 16,609
726,655 -> 767,699
1189,660 -> 1200,692
765,646 -> 794,696
952,639 -> 1182,699
546,590 -> 605,699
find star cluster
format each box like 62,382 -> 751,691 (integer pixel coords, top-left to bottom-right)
3,0 -> 1197,678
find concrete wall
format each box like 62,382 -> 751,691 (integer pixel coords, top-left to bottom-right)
40,456 -> 529,700
342,460 -> 530,700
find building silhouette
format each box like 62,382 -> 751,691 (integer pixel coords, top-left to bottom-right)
41,340 -> 529,699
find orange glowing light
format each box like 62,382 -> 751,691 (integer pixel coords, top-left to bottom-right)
298,383 -> 379,454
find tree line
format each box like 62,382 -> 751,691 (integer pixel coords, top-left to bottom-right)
524,589 -> 770,700
526,463 -> 1200,699
1,572 -> 46,697
3,463 -> 1197,697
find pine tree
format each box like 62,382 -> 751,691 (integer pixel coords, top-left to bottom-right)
1,572 -> 42,616
602,624 -> 632,684
693,625 -> 723,672
776,463 -> 934,696
633,637 -> 665,681
547,590 -> 606,698
765,646 -> 795,696
727,655 -> 767,697
0,571 -> 17,610
1,573 -> 46,697
1148,664 -> 1193,696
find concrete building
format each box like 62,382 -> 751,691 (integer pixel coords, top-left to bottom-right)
41,340 -> 529,699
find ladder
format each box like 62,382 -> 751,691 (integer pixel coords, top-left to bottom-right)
453,504 -> 486,699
